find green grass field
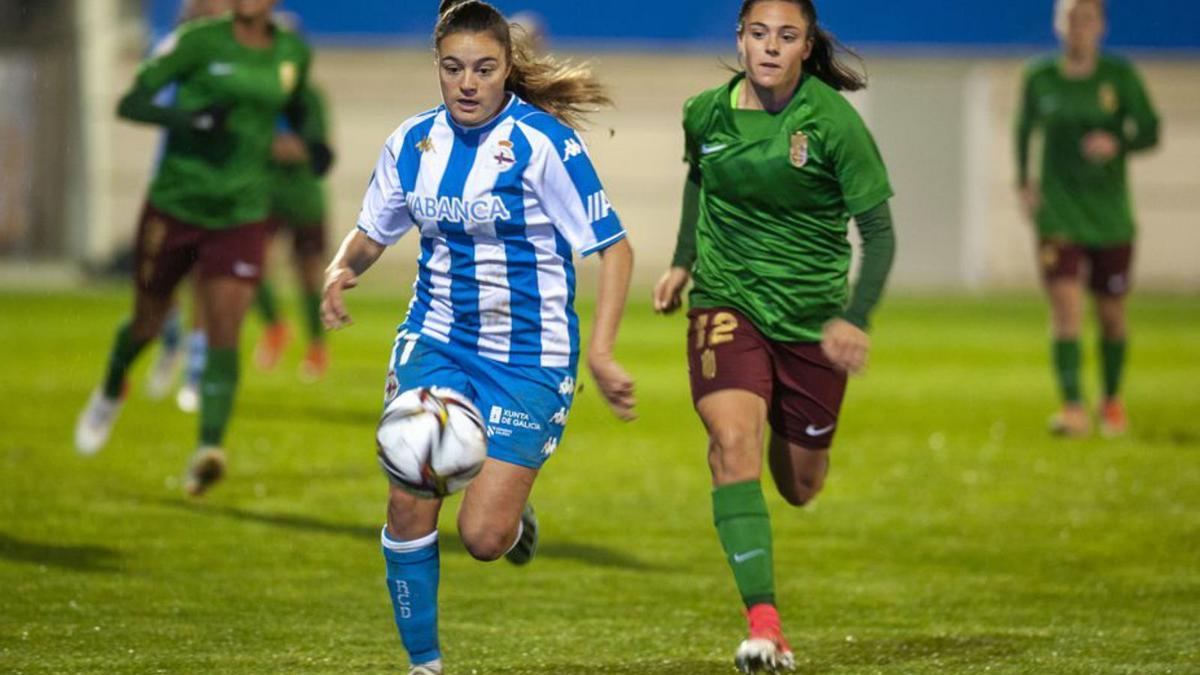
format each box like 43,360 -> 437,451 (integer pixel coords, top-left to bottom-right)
1,288 -> 1198,674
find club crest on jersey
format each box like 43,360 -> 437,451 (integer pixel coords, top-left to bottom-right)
416,137 -> 436,154
279,61 -> 298,94
1098,82 -> 1119,114
492,139 -> 517,171
789,131 -> 809,168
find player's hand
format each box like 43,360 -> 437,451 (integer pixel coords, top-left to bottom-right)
321,266 -> 359,330
1082,130 -> 1120,164
190,106 -> 229,133
652,266 -> 691,314
587,352 -> 637,421
821,318 -> 869,375
271,132 -> 310,164
1017,182 -> 1041,222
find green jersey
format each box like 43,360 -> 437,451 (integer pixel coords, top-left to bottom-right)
1015,54 -> 1159,246
683,74 -> 893,342
119,17 -> 311,229
268,84 -> 329,228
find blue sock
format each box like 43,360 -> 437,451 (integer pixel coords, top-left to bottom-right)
381,527 -> 441,666
161,308 -> 182,353
186,330 -> 208,386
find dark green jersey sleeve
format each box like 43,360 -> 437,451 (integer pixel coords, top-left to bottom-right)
116,25 -> 205,131
842,201 -> 896,330
1117,64 -> 1159,153
1014,64 -> 1039,185
671,169 -> 701,269
826,102 -> 893,215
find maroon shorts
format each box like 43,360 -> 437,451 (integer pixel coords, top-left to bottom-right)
687,307 -> 848,450
265,217 -> 327,257
1039,239 -> 1134,296
133,202 -> 268,297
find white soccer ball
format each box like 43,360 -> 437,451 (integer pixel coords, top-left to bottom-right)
376,387 -> 488,499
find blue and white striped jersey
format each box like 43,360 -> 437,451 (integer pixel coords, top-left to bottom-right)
356,95 -> 626,369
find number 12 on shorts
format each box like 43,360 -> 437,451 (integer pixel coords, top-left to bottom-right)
691,311 -> 739,381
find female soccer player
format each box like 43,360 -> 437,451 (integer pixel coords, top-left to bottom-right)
321,3 -> 635,673
653,0 -> 896,671
74,0 -> 312,496
1015,0 -> 1159,437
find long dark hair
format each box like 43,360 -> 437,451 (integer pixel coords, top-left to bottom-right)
435,1 -> 612,128
738,0 -> 867,92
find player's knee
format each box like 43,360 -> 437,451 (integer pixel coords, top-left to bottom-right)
708,426 -> 760,482
460,527 -> 510,562
782,480 -> 823,507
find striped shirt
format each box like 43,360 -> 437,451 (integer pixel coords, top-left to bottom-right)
357,95 -> 626,368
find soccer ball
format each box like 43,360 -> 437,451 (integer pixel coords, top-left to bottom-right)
376,387 -> 488,499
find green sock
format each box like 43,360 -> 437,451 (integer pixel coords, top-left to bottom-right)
102,321 -> 151,399
713,480 -> 775,608
1101,338 -> 1127,400
1053,339 -> 1082,404
199,348 -> 239,447
255,282 -> 280,324
301,290 -> 323,342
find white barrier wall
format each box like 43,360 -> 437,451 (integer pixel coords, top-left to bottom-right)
103,49 -> 1200,290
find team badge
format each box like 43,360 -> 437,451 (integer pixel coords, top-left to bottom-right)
1040,242 -> 1060,271
279,61 -> 298,94
789,130 -> 809,168
493,139 -> 517,170
1098,82 -> 1118,114
416,137 -> 436,154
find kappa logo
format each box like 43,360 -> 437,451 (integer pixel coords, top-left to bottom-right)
562,138 -> 584,162
585,190 -> 613,224
550,407 -> 569,426
558,376 -> 576,396
541,437 -> 559,456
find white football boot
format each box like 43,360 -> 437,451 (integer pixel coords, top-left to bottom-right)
409,659 -> 443,675
144,348 -> 181,401
75,388 -> 124,456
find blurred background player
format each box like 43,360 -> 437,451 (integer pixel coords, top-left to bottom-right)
321,2 -> 636,672
74,0 -> 312,497
1015,0 -> 1160,437
654,0 -> 895,671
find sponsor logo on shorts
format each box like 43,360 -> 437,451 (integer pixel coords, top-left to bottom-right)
558,376 -> 575,396
1108,274 -> 1128,294
550,407 -> 569,426
232,261 -> 259,278
541,437 -> 558,456
486,406 -> 542,439
805,423 -> 836,437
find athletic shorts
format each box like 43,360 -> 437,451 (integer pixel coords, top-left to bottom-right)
384,330 -> 576,470
133,202 -> 268,297
1039,239 -> 1134,297
266,216 -> 326,257
687,307 -> 847,450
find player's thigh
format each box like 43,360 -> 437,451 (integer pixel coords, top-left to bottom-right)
383,332 -> 474,408
1087,244 -> 1134,335
1039,240 -> 1086,334
767,432 -> 830,507
687,307 -> 774,482
767,341 -> 848,451
198,276 -> 257,348
131,205 -> 200,335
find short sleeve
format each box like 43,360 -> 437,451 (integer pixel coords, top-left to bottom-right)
828,105 -> 894,215
535,128 -> 626,257
356,137 -> 416,246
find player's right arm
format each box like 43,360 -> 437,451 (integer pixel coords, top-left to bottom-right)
1014,65 -> 1041,221
653,98 -> 703,315
323,132 -> 416,329
116,25 -> 221,132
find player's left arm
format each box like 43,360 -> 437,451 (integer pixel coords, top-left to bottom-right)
824,109 -> 897,374
537,127 -> 636,420
1119,63 -> 1161,154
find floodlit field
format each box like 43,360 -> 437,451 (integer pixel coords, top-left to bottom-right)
1,288 -> 1197,674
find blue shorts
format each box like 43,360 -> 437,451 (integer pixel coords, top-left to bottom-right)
383,330 -> 577,469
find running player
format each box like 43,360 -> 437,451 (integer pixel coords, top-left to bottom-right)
1015,0 -> 1159,437
74,0 -> 313,497
653,1 -> 896,671
321,3 -> 635,673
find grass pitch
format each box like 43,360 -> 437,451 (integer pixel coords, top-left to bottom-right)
1,288 -> 1197,674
